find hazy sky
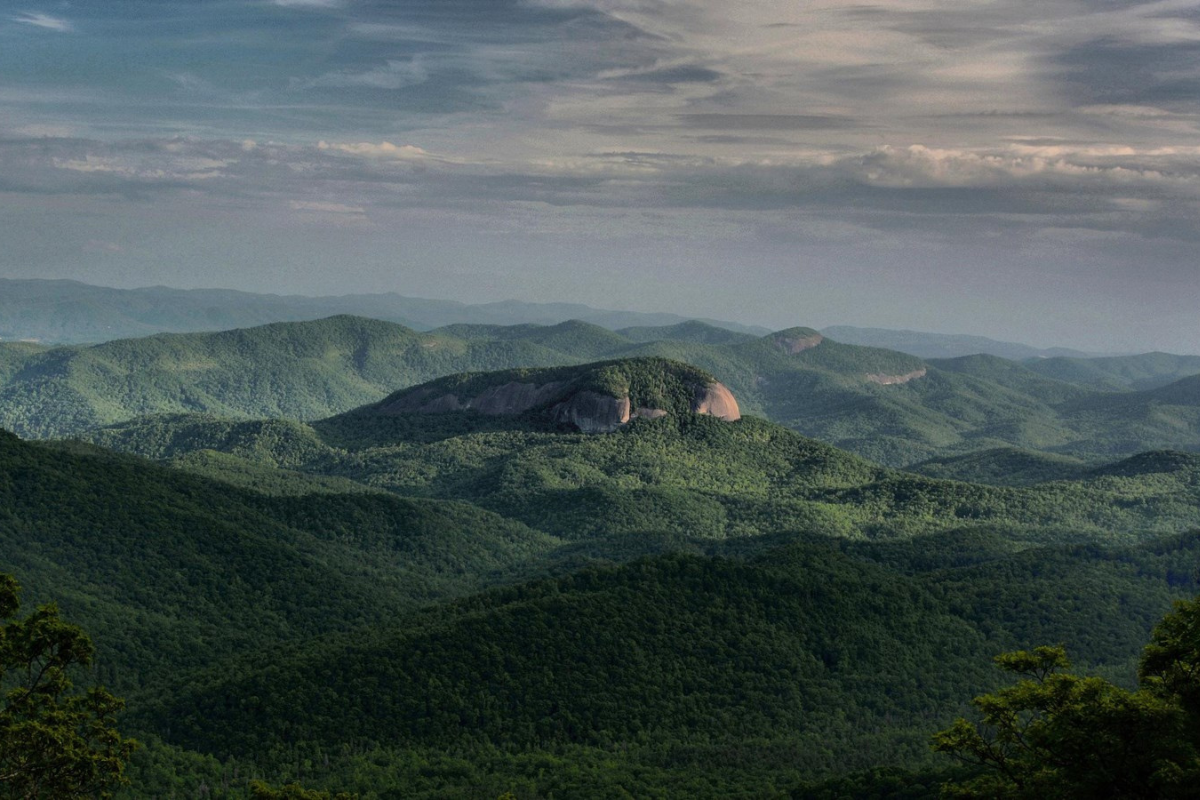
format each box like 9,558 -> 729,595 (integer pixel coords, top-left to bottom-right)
3,0 -> 1200,352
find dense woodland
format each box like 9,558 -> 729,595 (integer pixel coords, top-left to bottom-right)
2,317 -> 1200,797
1,316 -> 1199,466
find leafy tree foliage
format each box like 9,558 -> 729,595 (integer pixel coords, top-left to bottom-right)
935,597 -> 1200,798
0,574 -> 136,799
248,780 -> 356,799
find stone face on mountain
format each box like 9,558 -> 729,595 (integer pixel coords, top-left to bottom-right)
372,358 -> 740,433
693,382 -> 740,420
549,391 -> 633,433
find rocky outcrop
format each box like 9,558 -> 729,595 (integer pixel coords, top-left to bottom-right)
378,381 -> 739,432
469,381 -> 568,415
378,381 -> 567,416
550,391 -> 632,433
373,358 -> 741,433
377,388 -> 465,414
866,368 -> 927,385
693,383 -> 740,421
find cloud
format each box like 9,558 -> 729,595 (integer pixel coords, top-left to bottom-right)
317,140 -> 432,160
289,200 -> 365,214
298,59 -> 428,91
603,64 -> 724,85
12,12 -> 72,32
6,131 -> 1200,241
83,239 -> 124,254
679,114 -> 862,131
166,73 -> 222,95
9,124 -> 75,138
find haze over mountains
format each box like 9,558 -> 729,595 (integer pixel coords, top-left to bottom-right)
2,302 -> 1200,794
822,326 -> 1101,360
0,279 -> 768,344
9,0 -> 1200,791
3,314 -> 1198,469
6,278 -> 1183,364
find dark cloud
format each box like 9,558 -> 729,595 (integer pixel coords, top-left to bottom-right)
1052,38 -> 1200,107
617,66 -> 723,84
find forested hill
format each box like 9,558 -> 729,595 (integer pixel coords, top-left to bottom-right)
130,531 -> 1200,796
3,315 -> 1200,465
0,428 -> 565,691
0,315 -> 586,438
3,423 -> 1200,796
84,401 -> 1200,546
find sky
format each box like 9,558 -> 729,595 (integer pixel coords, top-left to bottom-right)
2,0 -> 1200,353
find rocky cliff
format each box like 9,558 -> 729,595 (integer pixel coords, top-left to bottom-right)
372,358 -> 741,433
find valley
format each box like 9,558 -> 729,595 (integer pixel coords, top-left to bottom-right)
2,311 -> 1200,797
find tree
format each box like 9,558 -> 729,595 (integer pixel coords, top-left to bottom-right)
934,599 -> 1200,799
248,780 -> 357,799
0,574 -> 137,799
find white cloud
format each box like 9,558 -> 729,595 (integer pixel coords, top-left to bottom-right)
50,152 -> 230,181
849,143 -> 1200,190
317,140 -> 431,160
12,12 -> 72,32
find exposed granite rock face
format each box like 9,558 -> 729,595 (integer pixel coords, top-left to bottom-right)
693,383 -> 741,421
550,391 -> 632,433
376,366 -> 740,433
866,368 -> 927,385
376,388 -> 464,414
470,381 -> 567,415
772,332 -> 824,354
378,381 -> 566,415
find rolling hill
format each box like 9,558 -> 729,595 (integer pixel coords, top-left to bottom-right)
126,531 -> 1200,796
81,361 -> 1200,547
0,428 -> 568,693
1026,352 -> 1200,391
4,316 -> 1200,466
4,375 -> 1200,795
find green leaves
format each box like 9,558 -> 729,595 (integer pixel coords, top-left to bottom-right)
0,575 -> 137,799
935,599 -> 1200,798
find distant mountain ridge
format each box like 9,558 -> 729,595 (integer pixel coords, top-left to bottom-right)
0,278 -> 768,343
4,314 -> 1200,465
822,325 -> 1103,360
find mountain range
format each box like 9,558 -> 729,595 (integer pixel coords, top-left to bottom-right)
5,278 -> 1176,367
822,325 -> 1101,360
2,370 -> 1199,796
3,302 -> 1200,796
0,278 -> 768,344
3,315 -> 1198,467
